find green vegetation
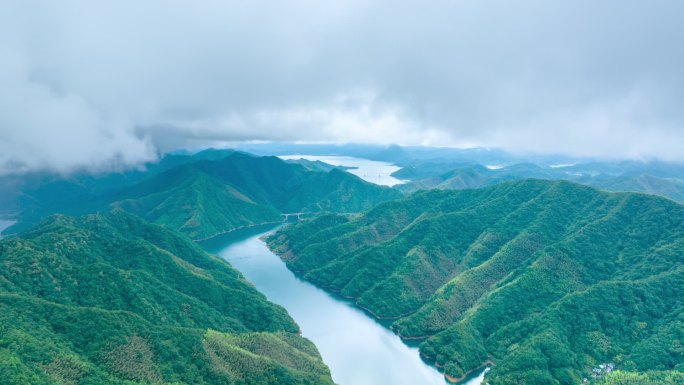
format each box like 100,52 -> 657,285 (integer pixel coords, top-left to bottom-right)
7,151 -> 400,240
268,179 -> 684,384
0,211 -> 334,385
595,370 -> 684,385
111,163 -> 283,240
394,162 -> 684,203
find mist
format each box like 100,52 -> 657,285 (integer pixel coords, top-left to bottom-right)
1,0 -> 683,174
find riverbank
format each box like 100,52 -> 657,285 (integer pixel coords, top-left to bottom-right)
264,238 -> 489,385
205,226 -> 447,385
192,219 -> 285,242
445,362 -> 492,384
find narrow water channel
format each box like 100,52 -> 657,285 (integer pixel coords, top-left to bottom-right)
201,224 -> 487,385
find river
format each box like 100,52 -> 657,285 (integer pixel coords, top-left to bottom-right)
201,225 -> 487,385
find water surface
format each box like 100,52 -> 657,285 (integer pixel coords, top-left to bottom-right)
201,224 -> 448,385
279,155 -> 406,186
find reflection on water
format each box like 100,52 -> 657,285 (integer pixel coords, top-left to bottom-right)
279,155 -> 406,187
201,224 -> 448,385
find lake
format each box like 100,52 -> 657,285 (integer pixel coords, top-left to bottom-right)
201,224 -> 487,385
278,155 -> 406,186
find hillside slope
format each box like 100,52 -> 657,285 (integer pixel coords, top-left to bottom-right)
110,163 -> 283,240
395,162 -> 684,203
0,211 -> 335,385
6,151 -> 402,240
268,180 -> 684,384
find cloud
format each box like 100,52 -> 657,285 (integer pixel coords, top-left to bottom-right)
1,0 -> 683,174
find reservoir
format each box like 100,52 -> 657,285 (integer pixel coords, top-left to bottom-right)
278,155 -> 407,187
201,224 -> 450,385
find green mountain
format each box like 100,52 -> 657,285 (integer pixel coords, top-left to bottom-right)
0,211 -> 334,385
596,370 -> 684,385
6,151 -> 401,240
394,162 -> 684,203
191,152 -> 400,213
267,180 -> 684,384
583,173 -> 684,203
2,150 -> 238,231
110,163 -> 283,240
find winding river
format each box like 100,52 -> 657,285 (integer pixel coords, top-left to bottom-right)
201,225 -> 447,385
200,157 -> 487,385
201,226 -> 488,385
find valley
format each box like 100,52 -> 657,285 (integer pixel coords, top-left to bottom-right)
1,149 -> 682,384
2,151 -> 401,240
269,179 -> 684,384
0,211 -> 335,384
5,2 -> 683,384
201,224 -> 448,385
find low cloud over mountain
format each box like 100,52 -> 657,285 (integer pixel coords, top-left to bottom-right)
2,0 -> 683,174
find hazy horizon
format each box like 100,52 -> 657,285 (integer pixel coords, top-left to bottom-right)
2,0 -> 684,175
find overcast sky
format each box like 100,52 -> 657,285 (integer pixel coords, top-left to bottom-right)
1,0 -> 683,174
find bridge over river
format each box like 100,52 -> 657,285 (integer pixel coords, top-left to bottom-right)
280,212 -> 360,221
280,212 -> 307,220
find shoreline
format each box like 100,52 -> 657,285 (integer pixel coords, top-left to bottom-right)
264,240 -> 492,384
420,352 -> 492,384
392,328 -> 434,340
193,220 -> 285,242
267,243 -> 421,321
444,362 -> 493,384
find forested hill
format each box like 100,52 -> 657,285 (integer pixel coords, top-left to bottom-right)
7,151 -> 401,240
267,179 -> 684,384
393,161 -> 684,203
0,211 -> 335,385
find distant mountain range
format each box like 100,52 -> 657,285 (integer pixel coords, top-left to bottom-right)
268,180 -> 684,384
0,210 -> 335,384
3,150 -> 400,240
235,143 -> 684,203
5,146 -> 684,240
393,160 -> 684,203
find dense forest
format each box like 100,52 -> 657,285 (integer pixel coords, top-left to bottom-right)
268,180 -> 684,384
0,211 -> 335,384
394,161 -> 684,203
596,370 -> 684,385
4,151 -> 400,240
4,148 -> 684,384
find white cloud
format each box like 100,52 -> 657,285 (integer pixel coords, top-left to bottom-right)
0,35 -> 155,175
1,0 -> 684,174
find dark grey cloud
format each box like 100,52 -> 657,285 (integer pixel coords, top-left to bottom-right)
1,0 -> 683,174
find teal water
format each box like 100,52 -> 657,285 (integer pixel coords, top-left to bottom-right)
201,224 -> 451,385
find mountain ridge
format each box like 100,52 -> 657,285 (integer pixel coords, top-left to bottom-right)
0,210 -> 335,384
267,179 -> 684,384
5,151 -> 401,240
